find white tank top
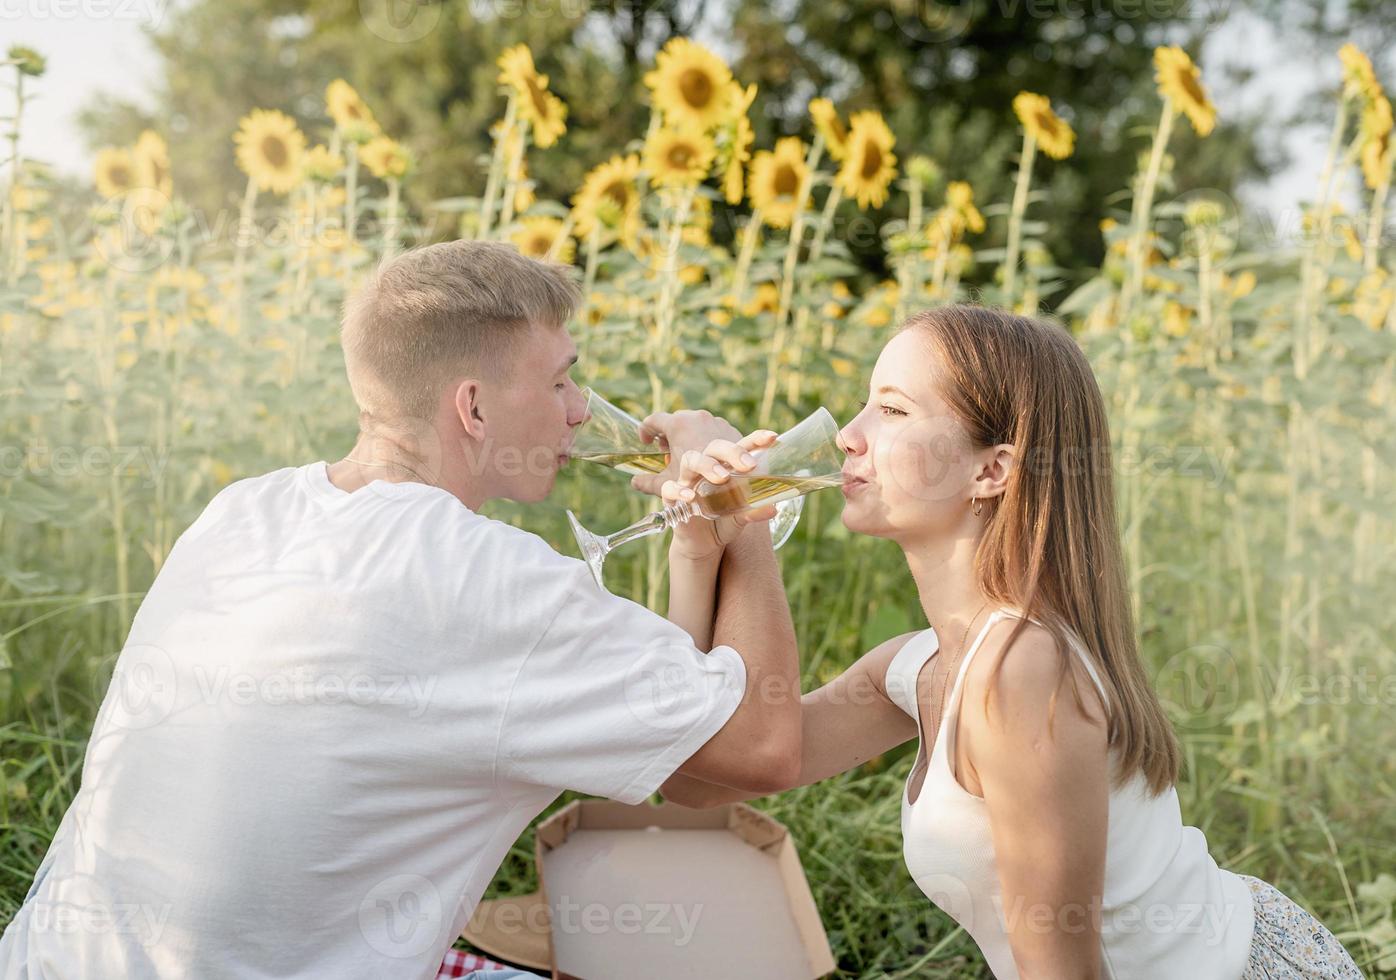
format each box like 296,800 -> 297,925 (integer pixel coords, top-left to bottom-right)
886,607 -> 1255,979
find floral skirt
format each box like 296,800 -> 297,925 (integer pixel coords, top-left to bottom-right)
1239,875 -> 1365,978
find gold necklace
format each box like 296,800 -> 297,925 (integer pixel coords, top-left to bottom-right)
343,455 -> 437,488
926,600 -> 991,742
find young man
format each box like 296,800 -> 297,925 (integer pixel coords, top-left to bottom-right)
0,240 -> 801,979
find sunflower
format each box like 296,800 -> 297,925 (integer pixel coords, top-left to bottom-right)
325,79 -> 379,142
1012,92 -> 1075,160
302,144 -> 345,183
643,125 -> 716,189
643,38 -> 735,131
511,216 -> 575,264
935,181 -> 985,238
359,136 -> 415,180
720,82 -> 757,205
571,154 -> 641,242
497,44 -> 567,148
1339,43 -> 1380,102
132,130 -> 172,196
747,137 -> 809,229
1153,46 -> 1216,137
234,109 -> 306,194
1360,93 -> 1394,190
809,98 -> 849,161
836,110 -> 897,210
93,147 -> 137,199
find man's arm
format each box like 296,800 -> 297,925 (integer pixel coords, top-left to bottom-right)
667,518 -> 802,792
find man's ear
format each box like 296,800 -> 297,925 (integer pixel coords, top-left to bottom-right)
455,379 -> 487,440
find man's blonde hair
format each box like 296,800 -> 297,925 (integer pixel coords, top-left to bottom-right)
340,239 -> 580,424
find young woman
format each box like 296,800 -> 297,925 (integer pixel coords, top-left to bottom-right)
657,306 -> 1363,979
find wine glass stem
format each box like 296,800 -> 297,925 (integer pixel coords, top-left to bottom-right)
603,500 -> 696,551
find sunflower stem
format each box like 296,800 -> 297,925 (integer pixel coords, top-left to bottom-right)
498,119 -> 530,231
1296,99 -> 1354,380
3,64 -> 23,286
1002,130 -> 1037,305
233,175 -> 258,331
578,222 -> 602,366
730,206 -> 762,302
342,141 -> 359,281
1121,99 -> 1174,320
479,94 -> 518,239
1362,141 -> 1393,275
894,174 -> 924,327
760,135 -> 824,427
383,177 -> 402,260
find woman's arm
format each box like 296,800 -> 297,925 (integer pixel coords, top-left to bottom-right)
964,623 -> 1111,980
661,630 -> 923,807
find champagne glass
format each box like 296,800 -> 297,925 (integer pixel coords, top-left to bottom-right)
567,406 -> 843,588
568,387 -> 670,475
569,387 -> 805,548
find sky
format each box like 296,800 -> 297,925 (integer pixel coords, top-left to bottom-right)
2,4 -> 1372,231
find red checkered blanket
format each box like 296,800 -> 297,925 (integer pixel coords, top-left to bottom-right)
436,947 -> 513,977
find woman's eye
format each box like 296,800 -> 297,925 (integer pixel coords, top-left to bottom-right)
880,404 -> 907,417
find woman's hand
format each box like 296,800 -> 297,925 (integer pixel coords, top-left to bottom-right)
629,410 -> 779,563
659,431 -> 780,563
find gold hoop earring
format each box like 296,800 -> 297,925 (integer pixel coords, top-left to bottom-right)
972,497 -> 984,516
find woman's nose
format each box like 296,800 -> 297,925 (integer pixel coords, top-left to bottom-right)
837,422 -> 862,456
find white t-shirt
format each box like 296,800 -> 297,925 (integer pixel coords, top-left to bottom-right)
0,461 -> 747,979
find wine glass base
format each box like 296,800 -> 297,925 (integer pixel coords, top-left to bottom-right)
566,509 -> 608,588
769,494 -> 804,551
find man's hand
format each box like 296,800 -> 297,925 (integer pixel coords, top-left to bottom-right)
632,411 -> 779,564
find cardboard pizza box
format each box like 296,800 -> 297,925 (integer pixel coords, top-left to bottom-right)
462,799 -> 836,979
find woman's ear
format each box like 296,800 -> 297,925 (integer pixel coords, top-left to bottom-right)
981,443 -> 1016,498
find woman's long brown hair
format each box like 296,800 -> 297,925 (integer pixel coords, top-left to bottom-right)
905,304 -> 1180,795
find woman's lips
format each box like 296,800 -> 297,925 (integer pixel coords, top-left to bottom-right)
841,475 -> 868,495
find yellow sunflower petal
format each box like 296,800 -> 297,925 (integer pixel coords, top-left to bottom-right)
747,136 -> 809,229
497,45 -> 568,149
809,98 -> 849,162
835,110 -> 897,210
643,38 -> 735,131
643,126 -> 716,189
132,130 -> 173,196
510,215 -> 575,264
93,147 -> 137,199
571,153 -> 642,243
1153,46 -> 1216,137
326,79 -> 380,141
1339,43 -> 1380,102
720,82 -> 757,205
1011,91 -> 1075,160
234,109 -> 307,194
359,136 -> 414,180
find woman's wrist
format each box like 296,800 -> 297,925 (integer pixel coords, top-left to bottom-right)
668,539 -> 725,569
